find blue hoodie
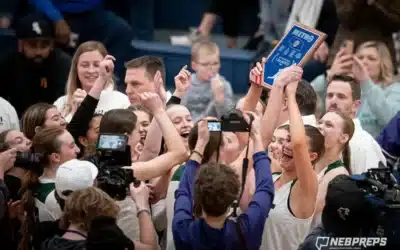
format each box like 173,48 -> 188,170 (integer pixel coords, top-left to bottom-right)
28,0 -> 102,22
172,152 -> 274,250
376,111 -> 400,181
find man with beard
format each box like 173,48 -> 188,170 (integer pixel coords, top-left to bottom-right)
325,74 -> 385,173
0,13 -> 71,116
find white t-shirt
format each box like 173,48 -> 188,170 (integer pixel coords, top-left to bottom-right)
54,89 -> 131,122
0,97 -> 20,132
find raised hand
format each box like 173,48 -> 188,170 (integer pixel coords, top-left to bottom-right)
139,92 -> 164,115
244,111 -> 261,138
197,119 -> 210,146
210,74 -> 225,103
174,65 -> 192,97
71,88 -> 87,113
274,65 -> 303,88
99,55 -> 116,80
249,57 -> 266,85
328,48 -> 353,80
154,71 -> 167,104
352,55 -> 370,83
130,182 -> 150,210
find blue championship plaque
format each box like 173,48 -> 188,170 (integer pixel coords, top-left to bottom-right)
261,23 -> 326,88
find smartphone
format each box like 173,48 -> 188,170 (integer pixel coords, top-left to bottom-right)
207,121 -> 221,132
97,134 -> 128,152
341,40 -> 354,54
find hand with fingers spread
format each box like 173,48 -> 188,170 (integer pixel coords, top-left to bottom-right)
274,65 -> 303,88
328,48 -> 353,80
130,182 -> 150,210
249,57 -> 266,85
139,92 -> 164,115
71,88 -> 87,113
352,55 -> 370,83
0,148 -> 17,178
174,65 -> 192,98
99,55 -> 116,80
153,71 -> 167,104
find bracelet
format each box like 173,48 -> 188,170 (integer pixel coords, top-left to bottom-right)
191,150 -> 203,159
137,208 -> 151,217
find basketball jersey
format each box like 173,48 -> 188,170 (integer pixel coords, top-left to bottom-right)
260,174 -> 313,250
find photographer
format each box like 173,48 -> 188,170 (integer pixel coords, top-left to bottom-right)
172,115 -> 274,249
299,174 -> 377,250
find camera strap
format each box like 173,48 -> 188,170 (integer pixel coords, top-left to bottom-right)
231,121 -> 253,218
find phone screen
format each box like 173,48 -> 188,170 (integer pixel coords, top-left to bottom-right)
97,134 -> 127,151
208,121 -> 221,132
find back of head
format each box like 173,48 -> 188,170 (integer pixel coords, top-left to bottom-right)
193,162 -> 240,217
22,103 -> 55,140
32,126 -> 65,166
99,109 -> 137,134
322,174 -> 373,236
125,55 -> 166,83
60,187 -> 120,232
86,216 -> 134,250
295,80 -> 317,116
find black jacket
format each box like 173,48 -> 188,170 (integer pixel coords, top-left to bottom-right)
0,49 -> 71,116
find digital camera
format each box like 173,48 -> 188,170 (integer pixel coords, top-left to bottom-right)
220,109 -> 253,132
94,134 -> 138,200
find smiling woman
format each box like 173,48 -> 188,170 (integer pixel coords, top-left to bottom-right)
53,41 -> 130,122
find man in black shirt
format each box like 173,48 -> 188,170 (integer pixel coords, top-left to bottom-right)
0,13 -> 71,116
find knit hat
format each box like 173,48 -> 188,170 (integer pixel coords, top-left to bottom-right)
86,216 -> 135,250
322,175 -> 373,236
55,159 -> 98,199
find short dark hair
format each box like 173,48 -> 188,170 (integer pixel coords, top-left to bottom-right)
295,80 -> 317,115
99,109 -> 137,135
193,162 -> 240,217
328,75 -> 361,101
125,56 -> 166,84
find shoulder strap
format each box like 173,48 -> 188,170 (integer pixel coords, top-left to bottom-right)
233,220 -> 249,250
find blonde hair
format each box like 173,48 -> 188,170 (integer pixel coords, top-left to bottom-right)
356,41 -> 394,86
64,41 -> 114,116
60,187 -> 120,232
191,40 -> 219,62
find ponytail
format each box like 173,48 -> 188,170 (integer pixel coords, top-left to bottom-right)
342,142 -> 352,175
18,170 -> 41,250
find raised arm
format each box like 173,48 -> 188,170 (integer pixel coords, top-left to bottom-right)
132,93 -> 187,180
286,77 -> 319,217
261,66 -> 300,148
28,0 -> 63,22
139,66 -> 188,161
172,120 -> 209,247
67,56 -> 113,144
238,112 -> 274,249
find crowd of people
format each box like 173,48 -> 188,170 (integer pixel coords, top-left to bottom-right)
1,1 -> 400,250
